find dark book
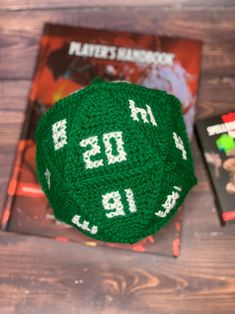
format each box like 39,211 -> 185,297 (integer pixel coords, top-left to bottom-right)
195,112 -> 235,225
0,23 -> 202,256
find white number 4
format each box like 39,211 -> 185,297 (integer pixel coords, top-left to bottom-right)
79,131 -> 127,169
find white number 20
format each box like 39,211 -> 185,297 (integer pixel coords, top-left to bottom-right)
79,131 -> 127,169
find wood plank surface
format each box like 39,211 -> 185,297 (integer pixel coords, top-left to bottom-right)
0,1 -> 235,313
1,0 -> 235,10
1,77 -> 235,117
0,9 -> 235,80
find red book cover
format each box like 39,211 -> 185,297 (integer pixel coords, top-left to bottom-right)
0,23 -> 202,256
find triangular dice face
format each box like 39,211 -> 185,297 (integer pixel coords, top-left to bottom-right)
35,90 -> 83,197
64,84 -> 164,184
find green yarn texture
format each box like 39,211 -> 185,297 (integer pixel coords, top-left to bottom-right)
35,79 -> 197,244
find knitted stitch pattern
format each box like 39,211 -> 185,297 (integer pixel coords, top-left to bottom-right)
35,79 -> 197,244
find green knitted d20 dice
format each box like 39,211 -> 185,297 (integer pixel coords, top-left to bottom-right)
35,79 -> 197,244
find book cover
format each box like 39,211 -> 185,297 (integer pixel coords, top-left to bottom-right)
0,23 -> 202,256
195,112 -> 235,225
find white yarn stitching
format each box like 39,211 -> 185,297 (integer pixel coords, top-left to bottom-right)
103,131 -> 127,165
173,132 -> 187,160
71,214 -> 98,234
80,131 -> 127,169
102,189 -> 137,218
124,188 -> 137,213
102,191 -> 125,218
155,186 -> 182,218
79,135 -> 103,169
44,168 -> 51,189
52,119 -> 68,151
129,99 -> 157,126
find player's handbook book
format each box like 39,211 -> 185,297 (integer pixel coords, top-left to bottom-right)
0,23 -> 202,256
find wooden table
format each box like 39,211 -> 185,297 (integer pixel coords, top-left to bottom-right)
0,1 -> 235,313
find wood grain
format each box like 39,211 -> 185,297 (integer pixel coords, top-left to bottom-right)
0,1 -> 235,313
0,81 -> 31,111
0,9 -> 235,79
1,0 -> 235,10
0,217 -> 235,314
1,77 -> 235,117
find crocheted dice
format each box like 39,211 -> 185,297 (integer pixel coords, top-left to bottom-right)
35,79 -> 197,244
